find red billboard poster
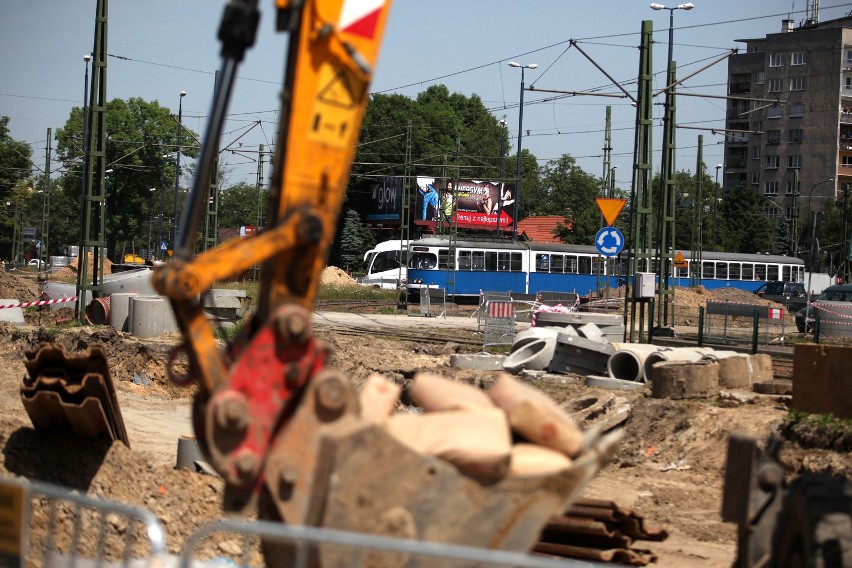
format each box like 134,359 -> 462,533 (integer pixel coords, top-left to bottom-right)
452,179 -> 515,230
414,177 -> 515,231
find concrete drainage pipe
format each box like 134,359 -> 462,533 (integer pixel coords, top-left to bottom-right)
643,347 -> 715,383
510,327 -> 560,354
502,337 -> 557,373
607,343 -> 661,382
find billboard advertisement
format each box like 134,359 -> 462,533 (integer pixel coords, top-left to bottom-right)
364,176 -> 403,223
415,176 -> 515,231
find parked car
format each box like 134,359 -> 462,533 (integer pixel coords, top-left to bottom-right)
753,281 -> 808,312
795,283 -> 852,332
27,259 -> 47,270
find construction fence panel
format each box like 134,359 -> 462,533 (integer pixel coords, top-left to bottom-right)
418,286 -> 446,317
701,301 -> 789,346
483,301 -> 516,350
1,477 -> 166,568
476,290 -> 513,330
179,519 -> 604,568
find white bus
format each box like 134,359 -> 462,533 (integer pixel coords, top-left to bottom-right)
361,240 -> 408,289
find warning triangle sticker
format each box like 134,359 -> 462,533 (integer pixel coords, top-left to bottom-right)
317,68 -> 358,109
596,198 -> 626,226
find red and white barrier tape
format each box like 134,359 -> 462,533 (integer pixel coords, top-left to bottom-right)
0,296 -> 77,310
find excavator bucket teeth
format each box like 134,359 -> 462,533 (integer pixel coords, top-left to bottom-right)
20,343 -> 130,447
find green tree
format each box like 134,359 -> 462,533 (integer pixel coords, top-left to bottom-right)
218,182 -> 260,230
336,209 -> 371,273
539,154 -> 601,244
717,184 -> 781,254
0,117 -> 34,259
54,97 -> 199,261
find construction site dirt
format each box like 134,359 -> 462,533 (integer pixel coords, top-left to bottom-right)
0,270 -> 849,567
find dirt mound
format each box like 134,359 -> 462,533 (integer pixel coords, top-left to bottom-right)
56,253 -> 114,277
0,270 -> 40,302
319,265 -> 358,288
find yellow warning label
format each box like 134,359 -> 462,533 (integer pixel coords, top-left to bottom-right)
310,64 -> 366,149
673,251 -> 688,268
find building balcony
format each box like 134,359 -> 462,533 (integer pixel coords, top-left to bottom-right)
729,82 -> 751,95
726,158 -> 748,169
841,110 -> 852,124
725,134 -> 749,144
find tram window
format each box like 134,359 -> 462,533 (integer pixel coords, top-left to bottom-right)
486,251 -> 498,271
564,256 -> 577,274
767,266 -> 779,281
782,266 -> 791,281
438,249 -> 449,270
716,263 -> 728,279
729,263 -> 741,280
742,264 -> 754,280
371,251 -> 399,273
755,264 -> 767,280
472,251 -> 485,271
578,256 -> 591,274
702,261 -> 715,279
458,250 -> 472,271
552,255 -> 565,273
591,256 -> 602,274
409,252 -> 437,269
674,265 -> 687,278
498,252 -> 512,271
535,254 -> 550,272
510,253 -> 522,271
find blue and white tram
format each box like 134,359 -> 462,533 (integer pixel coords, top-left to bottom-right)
404,237 -> 805,299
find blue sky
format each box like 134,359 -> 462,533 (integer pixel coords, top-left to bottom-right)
4,1 -> 852,192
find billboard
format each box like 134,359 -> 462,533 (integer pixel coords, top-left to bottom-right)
415,177 -> 515,231
364,176 -> 403,223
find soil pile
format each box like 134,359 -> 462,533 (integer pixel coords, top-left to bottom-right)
319,266 -> 358,288
54,253 -> 114,278
0,270 -> 40,301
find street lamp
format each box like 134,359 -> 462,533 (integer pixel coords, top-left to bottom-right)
805,178 -> 834,300
508,61 -> 538,241
174,91 -> 187,251
713,164 -> 721,249
75,53 -> 92,319
650,3 -> 695,65
496,116 -> 507,234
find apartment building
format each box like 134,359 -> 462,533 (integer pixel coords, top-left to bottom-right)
724,16 -> 852,221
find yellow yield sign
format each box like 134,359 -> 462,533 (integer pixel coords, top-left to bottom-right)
595,198 -> 626,227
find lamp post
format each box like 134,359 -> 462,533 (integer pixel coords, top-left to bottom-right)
650,3 -> 694,66
173,91 -> 187,251
148,188 -> 156,260
713,164 -> 721,249
804,177 -> 834,302
496,116 -> 506,234
508,62 -> 537,241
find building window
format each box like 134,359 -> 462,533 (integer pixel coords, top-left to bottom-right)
751,170 -> 760,185
764,206 -> 780,217
785,207 -> 795,220
842,155 -> 852,167
786,180 -> 796,195
789,103 -> 805,117
791,51 -> 806,65
753,120 -> 763,134
769,53 -> 785,67
790,77 -> 805,91
766,155 -> 779,169
766,130 -> 781,144
768,79 -> 782,93
789,129 -> 803,143
847,50 -> 852,64
767,106 -> 782,119
765,181 -> 779,195
752,146 -> 761,160
755,70 -> 765,85
788,155 -> 801,169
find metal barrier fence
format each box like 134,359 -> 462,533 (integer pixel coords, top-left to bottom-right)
1,477 -> 166,568
476,290 -> 513,331
179,519 -> 602,568
418,286 -> 446,317
668,301 -> 794,346
483,300 -> 516,350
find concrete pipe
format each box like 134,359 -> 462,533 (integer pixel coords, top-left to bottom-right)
129,295 -> 166,338
510,327 -> 561,354
643,347 -> 715,383
85,296 -> 111,325
701,351 -> 751,389
607,343 -> 660,383
109,292 -> 139,332
502,336 -> 557,373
